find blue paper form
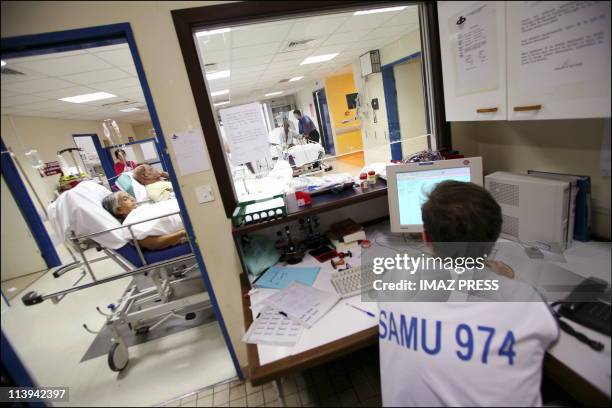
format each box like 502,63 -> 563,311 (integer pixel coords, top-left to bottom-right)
255,266 -> 321,289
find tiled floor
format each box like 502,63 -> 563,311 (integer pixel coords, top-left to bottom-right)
164,345 -> 382,407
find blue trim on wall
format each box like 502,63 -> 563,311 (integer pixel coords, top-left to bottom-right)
2,23 -> 242,379
381,51 -> 422,161
0,139 -> 62,269
1,331 -> 36,387
73,133 -> 116,185
122,24 -> 243,378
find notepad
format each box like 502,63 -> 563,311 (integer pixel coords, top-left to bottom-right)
241,307 -> 303,347
263,282 -> 340,328
255,266 -> 321,289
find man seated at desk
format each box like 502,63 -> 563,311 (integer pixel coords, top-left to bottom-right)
378,181 -> 559,406
133,164 -> 173,202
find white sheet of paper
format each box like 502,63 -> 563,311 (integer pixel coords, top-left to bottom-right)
516,1 -> 611,91
219,102 -> 270,165
169,128 -> 211,176
241,306 -> 303,347
450,2 -> 499,96
141,141 -> 159,161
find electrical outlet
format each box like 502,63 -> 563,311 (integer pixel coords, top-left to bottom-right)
196,184 -> 214,203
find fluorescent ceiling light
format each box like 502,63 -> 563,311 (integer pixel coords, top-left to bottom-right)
59,92 -> 116,103
214,101 -> 230,107
265,91 -> 283,97
196,27 -> 231,37
289,76 -> 304,82
300,53 -> 339,65
119,107 -> 140,112
211,89 -> 230,97
1,60 -> 6,67
206,70 -> 230,80
354,6 -> 407,15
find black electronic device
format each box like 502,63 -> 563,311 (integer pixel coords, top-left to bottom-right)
371,98 -> 379,110
559,277 -> 611,336
346,93 -> 359,109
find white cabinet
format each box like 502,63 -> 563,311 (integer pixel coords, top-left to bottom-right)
506,1 -> 611,120
438,1 -> 507,121
438,1 -> 611,121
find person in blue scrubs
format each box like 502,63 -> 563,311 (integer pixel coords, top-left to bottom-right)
293,109 -> 320,144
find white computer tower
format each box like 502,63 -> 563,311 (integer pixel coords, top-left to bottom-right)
485,172 -> 571,250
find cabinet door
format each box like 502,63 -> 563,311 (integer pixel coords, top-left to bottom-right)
507,1 -> 611,120
438,1 -> 507,121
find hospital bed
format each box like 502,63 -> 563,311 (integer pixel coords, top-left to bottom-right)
23,181 -> 212,373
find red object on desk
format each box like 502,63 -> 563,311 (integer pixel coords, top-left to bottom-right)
295,190 -> 312,207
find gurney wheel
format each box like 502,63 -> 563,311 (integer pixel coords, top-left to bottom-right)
108,342 -> 129,372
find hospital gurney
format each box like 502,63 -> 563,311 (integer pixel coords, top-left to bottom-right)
23,181 -> 212,373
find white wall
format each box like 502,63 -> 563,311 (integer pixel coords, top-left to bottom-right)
1,0 -> 248,370
394,57 -> 427,156
452,119 -> 611,239
1,114 -> 135,208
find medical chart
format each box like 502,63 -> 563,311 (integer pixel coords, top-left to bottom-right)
449,2 -> 499,95
513,1 -> 610,90
169,128 -> 211,176
242,306 -> 303,347
263,282 -> 340,329
219,102 -> 270,165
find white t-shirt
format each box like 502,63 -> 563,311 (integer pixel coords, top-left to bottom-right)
123,198 -> 183,240
378,296 -> 559,407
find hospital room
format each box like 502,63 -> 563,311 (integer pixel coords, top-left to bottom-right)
1,1 -> 611,408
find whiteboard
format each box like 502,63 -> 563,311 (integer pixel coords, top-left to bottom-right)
219,102 -> 271,165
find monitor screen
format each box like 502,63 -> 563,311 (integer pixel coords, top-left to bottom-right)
396,166 -> 472,226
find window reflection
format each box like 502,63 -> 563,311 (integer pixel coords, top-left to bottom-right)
194,5 -> 431,202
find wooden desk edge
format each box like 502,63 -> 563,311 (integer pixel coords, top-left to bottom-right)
240,273 -> 378,386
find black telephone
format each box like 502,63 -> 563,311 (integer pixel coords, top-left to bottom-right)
559,277 -> 611,336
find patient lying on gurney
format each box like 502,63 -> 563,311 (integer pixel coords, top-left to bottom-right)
133,164 -> 174,202
102,191 -> 187,250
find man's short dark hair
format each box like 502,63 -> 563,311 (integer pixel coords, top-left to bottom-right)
421,180 -> 502,258
293,109 -> 301,116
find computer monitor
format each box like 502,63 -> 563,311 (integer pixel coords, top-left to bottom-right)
387,157 -> 483,233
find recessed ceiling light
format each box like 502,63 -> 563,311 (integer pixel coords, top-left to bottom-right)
301,53 -> 339,65
59,92 -> 116,104
214,100 -> 230,107
265,91 -> 283,97
354,6 -> 407,15
119,107 -> 140,112
1,60 -> 6,67
206,70 -> 230,81
196,27 -> 231,37
211,89 -> 230,97
289,76 -> 304,82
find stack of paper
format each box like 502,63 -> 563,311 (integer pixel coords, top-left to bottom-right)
263,282 -> 340,328
242,307 -> 303,347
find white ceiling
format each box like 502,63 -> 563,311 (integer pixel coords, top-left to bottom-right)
196,5 -> 420,107
1,43 -> 151,124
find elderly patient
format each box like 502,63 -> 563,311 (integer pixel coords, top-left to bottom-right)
102,191 -> 187,250
133,164 -> 174,202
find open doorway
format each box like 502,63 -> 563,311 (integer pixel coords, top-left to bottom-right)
1,25 -> 238,406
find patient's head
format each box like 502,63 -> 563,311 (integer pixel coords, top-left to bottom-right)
102,191 -> 137,219
133,164 -> 162,185
421,180 -> 502,259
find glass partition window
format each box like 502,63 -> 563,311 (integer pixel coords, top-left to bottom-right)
194,4 -> 432,203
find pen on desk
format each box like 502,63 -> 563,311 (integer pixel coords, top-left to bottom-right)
347,303 -> 375,318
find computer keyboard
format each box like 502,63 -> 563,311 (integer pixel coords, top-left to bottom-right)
331,263 -> 377,298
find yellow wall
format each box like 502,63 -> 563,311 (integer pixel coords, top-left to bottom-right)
324,72 -> 363,155
452,119 -> 611,239
1,0 -> 247,372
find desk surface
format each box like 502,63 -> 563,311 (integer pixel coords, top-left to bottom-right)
242,225 -> 611,401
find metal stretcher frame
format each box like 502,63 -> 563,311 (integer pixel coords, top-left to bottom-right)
22,209 -> 211,372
